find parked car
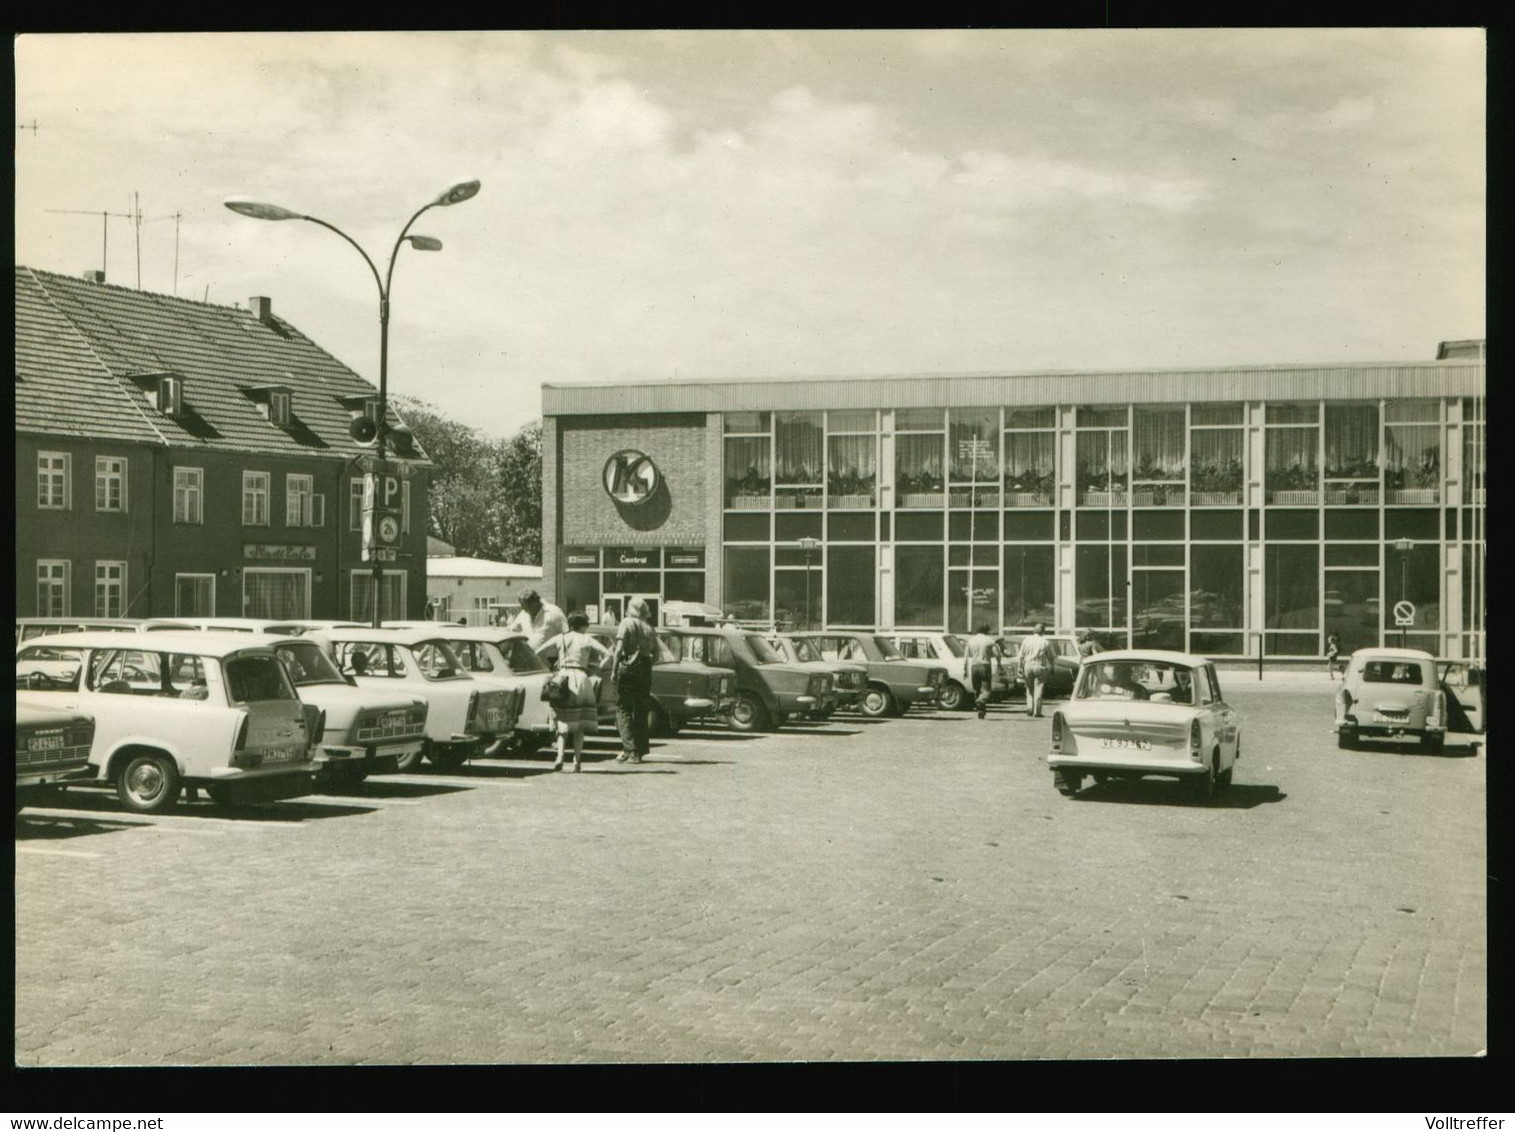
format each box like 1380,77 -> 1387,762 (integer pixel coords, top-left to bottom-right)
144,617 -> 366,637
309,628 -> 523,770
14,618 -> 194,644
1436,658 -> 1486,735
663,627 -> 833,732
885,631 -> 1012,711
15,701 -> 95,812
585,625 -> 736,736
761,633 -> 867,718
791,631 -> 947,718
1000,631 -> 1081,699
15,631 -> 320,812
388,624 -> 577,754
1048,650 -> 1241,801
1335,648 -> 1450,751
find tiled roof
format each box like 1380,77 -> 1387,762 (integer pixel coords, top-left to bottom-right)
14,266 -> 430,463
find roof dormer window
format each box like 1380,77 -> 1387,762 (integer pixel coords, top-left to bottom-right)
157,375 -> 184,416
268,389 -> 293,427
363,398 -> 382,423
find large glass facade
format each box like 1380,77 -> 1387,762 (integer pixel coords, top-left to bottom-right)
1384,400 -> 1441,506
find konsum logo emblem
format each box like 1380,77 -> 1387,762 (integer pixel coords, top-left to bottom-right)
603,449 -> 661,505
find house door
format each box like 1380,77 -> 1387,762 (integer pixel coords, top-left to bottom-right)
602,593 -> 660,628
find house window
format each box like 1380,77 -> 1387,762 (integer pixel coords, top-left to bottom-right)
269,389 -> 292,426
157,376 -> 183,415
363,398 -> 382,423
244,568 -> 311,619
243,471 -> 271,526
173,467 -> 203,524
350,570 -> 407,623
95,560 -> 127,618
95,456 -> 128,512
175,574 -> 216,617
38,452 -> 70,509
285,474 -> 323,527
37,560 -> 70,616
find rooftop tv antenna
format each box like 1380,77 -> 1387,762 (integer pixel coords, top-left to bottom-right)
46,194 -> 183,291
44,205 -> 133,283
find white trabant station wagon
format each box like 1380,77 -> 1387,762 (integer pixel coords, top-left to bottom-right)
309,628 -> 524,770
1048,649 -> 1241,802
15,631 -> 320,812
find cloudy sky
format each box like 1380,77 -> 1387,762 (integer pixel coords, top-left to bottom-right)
15,29 -> 1485,440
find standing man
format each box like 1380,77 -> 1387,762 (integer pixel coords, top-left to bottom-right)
612,597 -> 658,764
1018,622 -> 1056,718
508,589 -> 568,650
964,623 -> 1003,720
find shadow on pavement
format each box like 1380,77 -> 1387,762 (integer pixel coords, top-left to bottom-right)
1074,780 -> 1286,810
15,813 -> 142,842
663,731 -> 765,741
419,762 -> 546,778
1342,738 -> 1482,759
42,787 -> 381,822
317,780 -> 473,799
777,727 -> 862,738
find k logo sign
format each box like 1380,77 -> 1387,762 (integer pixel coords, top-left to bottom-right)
603,449 -> 661,505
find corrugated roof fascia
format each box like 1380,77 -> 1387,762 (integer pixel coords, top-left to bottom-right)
542,360 -> 1486,416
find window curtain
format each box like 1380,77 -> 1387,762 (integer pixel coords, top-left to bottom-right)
725,436 -> 771,493
897,433 -> 945,489
948,410 -> 999,481
1076,431 -> 1128,486
248,571 -> 308,620
349,574 -> 401,623
1265,428 -> 1318,473
1324,405 -> 1379,478
775,413 -> 823,484
827,434 -> 876,495
1134,409 -> 1186,480
1384,425 -> 1440,485
1004,433 -> 1054,479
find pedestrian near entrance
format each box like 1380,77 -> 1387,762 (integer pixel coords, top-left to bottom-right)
545,612 -> 610,773
964,624 -> 1002,719
1018,623 -> 1056,718
1075,629 -> 1101,659
1325,633 -> 1343,680
612,597 -> 658,763
508,590 -> 568,650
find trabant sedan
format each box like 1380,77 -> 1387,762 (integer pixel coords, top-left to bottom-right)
1335,648 -> 1449,752
15,618 -> 194,643
1048,650 -> 1241,802
887,631 -> 1011,711
15,631 -> 320,812
586,626 -> 736,736
310,628 -> 523,770
144,617 -> 366,637
761,633 -> 867,719
16,701 -> 95,812
791,631 -> 947,717
664,627 -> 832,733
387,624 -> 572,754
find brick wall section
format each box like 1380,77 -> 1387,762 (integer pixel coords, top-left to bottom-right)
704,413 -> 724,607
541,419 -> 560,604
557,414 -> 709,546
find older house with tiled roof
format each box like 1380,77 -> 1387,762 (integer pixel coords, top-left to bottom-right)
15,266 -> 431,620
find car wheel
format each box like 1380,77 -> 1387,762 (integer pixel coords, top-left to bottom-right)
395,745 -> 427,772
1421,733 -> 1445,753
1336,730 -> 1356,751
115,752 -> 181,814
1188,757 -> 1217,803
426,743 -> 470,771
859,686 -> 896,718
728,692 -> 771,733
938,681 -> 968,711
648,705 -> 675,738
1054,768 -> 1084,796
1217,764 -> 1233,789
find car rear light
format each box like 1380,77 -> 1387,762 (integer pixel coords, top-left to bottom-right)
1189,719 -> 1202,762
232,712 -> 250,760
467,691 -> 479,730
1050,713 -> 1063,752
313,709 -> 326,746
1427,691 -> 1445,730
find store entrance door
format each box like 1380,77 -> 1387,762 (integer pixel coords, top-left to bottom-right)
601,593 -> 660,628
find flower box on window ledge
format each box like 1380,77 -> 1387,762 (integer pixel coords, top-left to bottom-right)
1132,487 -> 1186,507
1271,490 -> 1319,505
1080,491 -> 1126,507
900,493 -> 945,509
1005,491 -> 1052,507
728,494 -> 770,510
1190,491 -> 1242,506
949,490 -> 974,508
1325,487 -> 1380,506
828,494 -> 873,509
1386,488 -> 1438,505
970,489 -> 1001,508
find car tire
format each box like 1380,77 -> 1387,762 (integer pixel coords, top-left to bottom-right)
426,743 -> 470,771
1336,730 -> 1356,751
1217,764 -> 1233,789
395,745 -> 427,773
1188,757 -> 1217,804
648,705 -> 675,738
859,685 -> 896,718
938,681 -> 969,711
1421,733 -> 1445,754
1054,768 -> 1084,796
728,692 -> 771,733
115,752 -> 181,814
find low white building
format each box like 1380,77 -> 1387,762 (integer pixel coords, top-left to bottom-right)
425,556 -> 543,626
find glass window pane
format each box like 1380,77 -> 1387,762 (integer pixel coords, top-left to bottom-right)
894,545 -> 944,627
1075,545 -> 1111,626
775,412 -> 823,485
896,408 -> 944,431
664,572 -> 704,603
1383,509 -> 1438,541
948,409 -> 999,482
1265,545 -> 1318,629
1267,509 -> 1319,540
1133,510 -> 1184,541
723,546 -> 770,622
827,410 -> 875,433
725,436 -> 771,506
827,434 -> 876,505
827,512 -> 875,541
774,567 -> 823,631
1132,570 -> 1185,651
1191,404 -> 1244,426
895,512 -> 943,541
1266,403 -> 1319,424
1190,430 -> 1244,501
1133,544 -> 1184,567
827,546 -> 875,626
949,568 -> 999,635
1006,407 -> 1054,428
1383,544 -> 1440,630
1076,431 -> 1128,500
1324,404 -> 1380,479
1323,570 -> 1379,654
775,512 -> 823,541
1384,399 -> 1439,423
724,411 -> 770,433
1325,544 -> 1379,566
1324,509 -> 1379,540
1077,405 -> 1127,428
897,433 -> 945,499
560,572 -> 600,618
724,512 -> 770,541
1266,428 -> 1319,501
1266,633 -> 1319,656
1191,631 -> 1244,656
1134,407 -> 1186,481
1004,510 -> 1055,541
1384,423 -> 1440,504
1002,546 -> 1055,628
1191,545 -> 1243,628
1003,433 -> 1055,501
1191,510 -> 1243,540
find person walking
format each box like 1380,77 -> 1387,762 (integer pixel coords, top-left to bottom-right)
544,612 -> 610,773
1075,628 -> 1101,659
612,597 -> 658,764
1325,633 -> 1343,680
964,623 -> 1002,720
1018,622 -> 1057,718
508,589 -> 569,650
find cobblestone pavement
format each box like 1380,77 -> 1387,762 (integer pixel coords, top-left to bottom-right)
15,676 -> 1486,1064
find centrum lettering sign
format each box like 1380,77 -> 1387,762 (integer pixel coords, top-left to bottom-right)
615,550 -> 652,567
244,544 -> 317,561
603,449 -> 660,505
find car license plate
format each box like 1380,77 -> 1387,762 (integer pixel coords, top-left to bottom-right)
1373,712 -> 1409,723
261,745 -> 301,763
1100,738 -> 1152,751
485,708 -> 504,727
28,733 -> 66,752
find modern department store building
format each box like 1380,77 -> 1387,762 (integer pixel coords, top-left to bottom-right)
540,340 -> 1486,660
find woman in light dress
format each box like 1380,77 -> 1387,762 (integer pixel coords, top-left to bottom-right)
547,611 -> 610,772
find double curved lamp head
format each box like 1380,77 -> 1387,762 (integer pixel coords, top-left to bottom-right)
223,178 -> 481,224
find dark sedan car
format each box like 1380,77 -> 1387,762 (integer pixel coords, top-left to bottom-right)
663,627 -> 833,732
585,625 -> 738,735
791,631 -> 947,717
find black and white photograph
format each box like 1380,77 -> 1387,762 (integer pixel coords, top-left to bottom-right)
13,28 -> 1486,1071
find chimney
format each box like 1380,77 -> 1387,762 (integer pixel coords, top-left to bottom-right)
249,295 -> 273,324
82,270 -> 105,284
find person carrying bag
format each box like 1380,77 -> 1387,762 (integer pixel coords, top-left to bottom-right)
612,599 -> 658,764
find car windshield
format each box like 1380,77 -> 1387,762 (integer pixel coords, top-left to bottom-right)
1075,660 -> 1198,703
223,654 -> 297,703
787,637 -> 823,663
16,645 -> 85,691
1363,660 -> 1426,685
745,635 -> 784,664
497,638 -> 549,674
871,636 -> 904,660
655,635 -> 680,663
448,640 -> 495,673
941,635 -> 966,658
275,641 -> 346,686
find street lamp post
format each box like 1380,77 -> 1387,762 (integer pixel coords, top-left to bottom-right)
1394,537 -> 1414,648
225,181 -> 481,627
797,536 -> 821,631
